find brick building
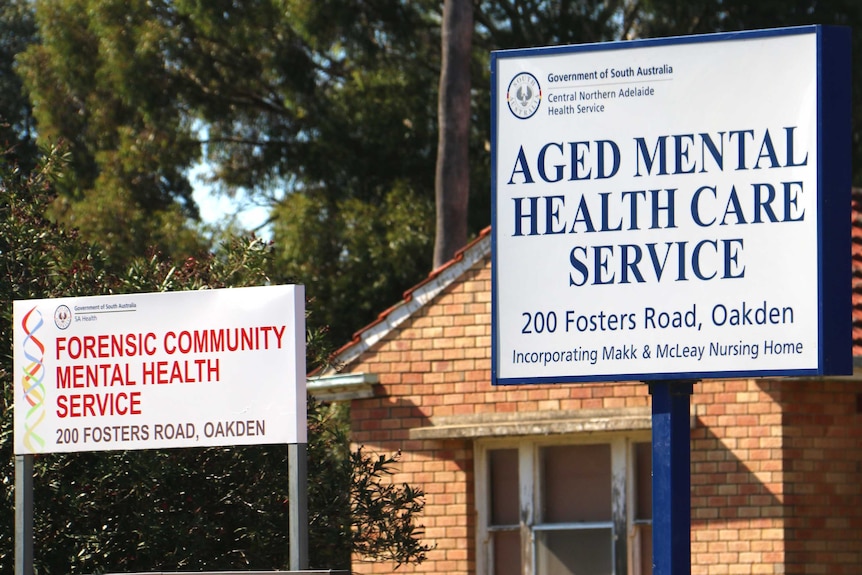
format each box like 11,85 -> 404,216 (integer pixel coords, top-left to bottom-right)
310,217 -> 862,574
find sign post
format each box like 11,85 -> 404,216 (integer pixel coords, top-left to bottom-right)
14,455 -> 33,575
13,285 -> 307,574
491,26 -> 851,574
289,443 -> 309,571
649,380 -> 694,575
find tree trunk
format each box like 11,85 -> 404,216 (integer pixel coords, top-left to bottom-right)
433,0 -> 472,268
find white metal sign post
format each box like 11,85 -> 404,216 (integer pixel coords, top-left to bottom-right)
13,285 -> 307,574
491,26 -> 851,575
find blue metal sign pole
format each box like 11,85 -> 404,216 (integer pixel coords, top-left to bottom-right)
649,380 -> 695,575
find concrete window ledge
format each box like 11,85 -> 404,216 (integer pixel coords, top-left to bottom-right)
307,372 -> 378,402
408,407 -> 662,440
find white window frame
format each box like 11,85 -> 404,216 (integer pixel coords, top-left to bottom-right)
476,432 -> 652,575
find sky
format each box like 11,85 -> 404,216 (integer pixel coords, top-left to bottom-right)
191,165 -> 272,239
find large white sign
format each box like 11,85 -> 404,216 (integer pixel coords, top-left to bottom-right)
14,285 -> 306,454
492,26 -> 851,384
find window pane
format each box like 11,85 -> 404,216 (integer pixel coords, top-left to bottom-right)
541,444 -> 611,523
492,529 -> 521,575
637,524 -> 653,575
489,448 -> 519,525
635,442 -> 652,520
536,529 -> 613,575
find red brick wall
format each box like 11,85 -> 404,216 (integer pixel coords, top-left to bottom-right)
779,380 -> 862,575
342,253 -> 861,574
691,378 -> 786,575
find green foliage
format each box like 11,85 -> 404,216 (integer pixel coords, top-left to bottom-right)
0,151 -> 430,573
23,0 -> 862,345
270,183 -> 434,345
306,402 -> 432,570
17,0 -> 204,264
17,0 -> 447,344
349,446 -> 431,568
0,0 -> 38,172
1,147 -> 120,573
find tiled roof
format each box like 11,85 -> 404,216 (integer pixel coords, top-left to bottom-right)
851,188 -> 862,354
327,195 -> 862,369
316,227 -> 492,375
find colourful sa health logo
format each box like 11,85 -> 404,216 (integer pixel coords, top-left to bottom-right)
507,72 -> 541,119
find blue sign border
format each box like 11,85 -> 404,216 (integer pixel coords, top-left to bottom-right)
490,26 -> 852,385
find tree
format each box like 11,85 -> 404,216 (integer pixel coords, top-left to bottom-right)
19,0 -> 444,344
0,0 -> 38,171
18,1 -> 647,343
433,0 -> 473,267
17,0 -> 206,265
270,184 -> 434,346
18,0 -> 862,344
0,149 -> 430,573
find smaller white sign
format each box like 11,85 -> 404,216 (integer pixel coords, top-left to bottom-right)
13,285 -> 306,454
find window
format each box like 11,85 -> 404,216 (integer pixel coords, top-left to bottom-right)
478,436 -> 652,575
